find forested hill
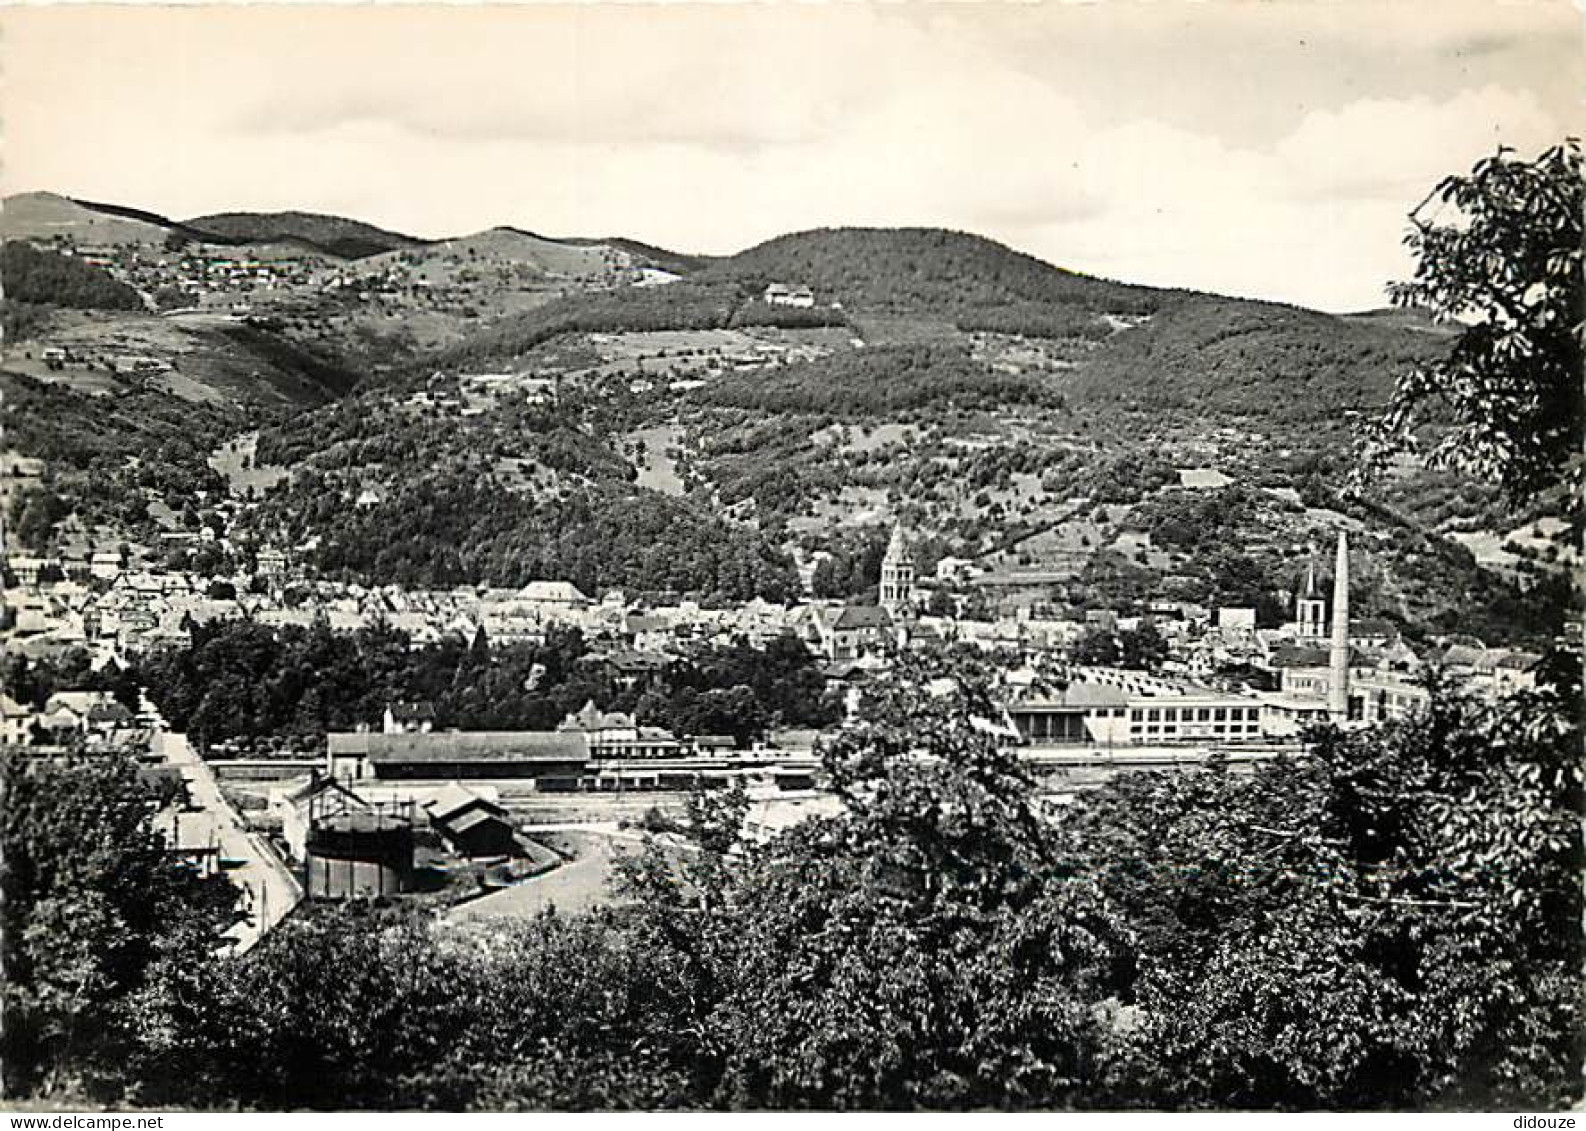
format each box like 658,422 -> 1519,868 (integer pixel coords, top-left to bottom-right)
1065,294 -> 1443,419
1,242 -> 144,311
183,211 -> 430,259
422,224 -> 1439,422
707,226 -> 1166,323
421,227 -> 1164,373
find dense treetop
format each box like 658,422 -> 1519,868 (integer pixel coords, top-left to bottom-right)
696,342 -> 1064,417
710,227 -> 1163,321
124,622 -> 840,750
1,241 -> 145,311
181,211 -> 430,259
1367,140 -> 1583,509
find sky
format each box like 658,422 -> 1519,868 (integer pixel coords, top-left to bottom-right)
2,1 -> 1581,311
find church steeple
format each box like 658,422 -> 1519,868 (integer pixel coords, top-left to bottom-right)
1295,552 -> 1326,640
879,524 -> 914,617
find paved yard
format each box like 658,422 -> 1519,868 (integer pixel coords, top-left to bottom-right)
448,831 -> 627,921
447,828 -> 693,922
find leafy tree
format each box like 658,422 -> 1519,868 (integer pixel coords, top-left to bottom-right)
0,242 -> 144,311
1070,626 -> 1121,666
1071,658 -> 1583,1109
700,649 -> 1125,1108
1366,140 -> 1583,504
0,750 -> 240,1099
131,621 -> 836,749
1117,621 -> 1168,671
129,904 -> 695,1110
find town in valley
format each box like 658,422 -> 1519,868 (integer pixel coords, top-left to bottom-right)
1,2 -> 1580,1115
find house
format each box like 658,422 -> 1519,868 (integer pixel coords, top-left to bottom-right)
1269,644 -> 1334,699
903,620 -> 945,651
85,700 -> 135,736
1349,618 -> 1401,649
816,605 -> 894,662
1177,468 -> 1233,490
1005,681 -> 1131,745
934,556 -> 979,584
256,547 -> 288,581
1490,649 -> 1543,693
763,283 -> 815,308
1438,642 -> 1487,672
55,545 -> 90,583
1216,607 -> 1257,632
41,690 -> 128,737
90,551 -> 123,581
384,612 -> 445,648
596,649 -> 670,690
383,701 -> 436,734
518,375 -> 559,403
36,707 -> 85,741
1352,672 -> 1433,724
7,556 -> 47,586
424,783 -> 518,858
111,355 -> 170,376
623,613 -> 672,653
558,700 -> 682,758
520,580 -> 591,611
0,695 -> 34,746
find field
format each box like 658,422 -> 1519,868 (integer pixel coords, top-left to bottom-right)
209,432 -> 291,498
0,191 -> 171,244
626,424 -> 686,496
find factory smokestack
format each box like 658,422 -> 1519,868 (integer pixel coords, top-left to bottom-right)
1328,531 -> 1350,721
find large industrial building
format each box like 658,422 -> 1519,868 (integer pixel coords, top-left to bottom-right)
1005,532 -> 1434,748
325,725 -> 817,794
327,730 -> 592,781
1004,679 -> 1291,747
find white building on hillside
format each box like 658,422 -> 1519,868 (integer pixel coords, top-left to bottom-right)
763,283 -> 815,308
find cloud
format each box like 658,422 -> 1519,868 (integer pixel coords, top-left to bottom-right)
223,6 -> 889,152
1273,85 -> 1563,201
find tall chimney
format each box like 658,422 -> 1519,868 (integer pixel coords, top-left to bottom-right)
1328,531 -> 1350,721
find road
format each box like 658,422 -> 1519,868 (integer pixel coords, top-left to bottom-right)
158,732 -> 303,952
447,830 -> 624,922
447,827 -> 694,923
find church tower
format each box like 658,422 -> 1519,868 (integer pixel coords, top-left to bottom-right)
879,524 -> 914,617
1295,559 -> 1327,640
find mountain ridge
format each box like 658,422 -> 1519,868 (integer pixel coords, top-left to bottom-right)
2,192 -> 1361,316
2,192 -> 1443,421
182,209 -> 433,259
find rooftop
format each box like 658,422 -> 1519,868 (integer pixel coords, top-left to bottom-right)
329,731 -> 590,763
1010,681 -> 1130,711
833,605 -> 893,631
423,782 -> 504,821
440,807 -> 513,835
